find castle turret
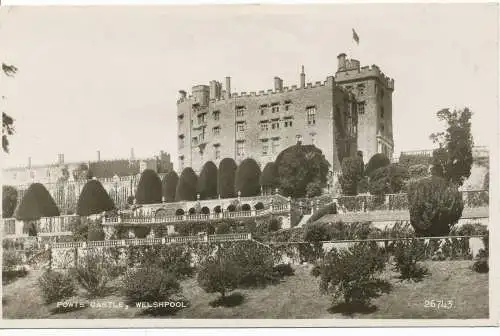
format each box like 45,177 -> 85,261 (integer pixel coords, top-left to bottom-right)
300,65 -> 306,88
225,76 -> 231,99
274,77 -> 283,91
337,53 -> 347,72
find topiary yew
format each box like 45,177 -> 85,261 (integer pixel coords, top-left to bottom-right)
365,153 -> 390,177
407,176 -> 464,237
135,169 -> 162,205
197,161 -> 218,200
217,158 -> 237,198
162,171 -> 179,202
77,180 -> 115,216
234,158 -> 261,197
260,162 -> 279,193
175,167 -> 198,201
15,183 -> 60,221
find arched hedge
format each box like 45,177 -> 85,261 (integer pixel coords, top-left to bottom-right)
15,183 -> 60,221
235,158 -> 262,197
162,171 -> 179,202
135,169 -> 162,205
77,180 -> 115,216
218,158 -> 237,198
198,161 -> 218,200
175,167 -> 198,201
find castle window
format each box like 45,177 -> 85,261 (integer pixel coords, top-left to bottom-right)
236,105 -> 246,117
311,133 -> 316,145
357,102 -> 365,115
236,121 -> 246,133
260,120 -> 269,131
261,139 -> 269,155
259,104 -> 268,115
357,84 -> 365,96
236,141 -> 245,157
214,144 -> 221,160
271,119 -> 280,130
271,102 -> 280,113
197,113 -> 206,125
306,106 -> 316,125
284,100 -> 291,111
284,117 -> 294,128
179,134 -> 185,148
213,110 -> 220,121
212,126 -> 220,136
271,138 -> 280,154
296,134 -> 302,143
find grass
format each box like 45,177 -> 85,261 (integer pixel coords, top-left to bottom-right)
2,260 -> 488,319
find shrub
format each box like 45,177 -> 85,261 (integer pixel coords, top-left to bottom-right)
268,218 -> 281,232
162,171 -> 179,202
2,250 -> 23,269
408,164 -> 430,180
311,265 -> 322,277
197,161 -> 218,200
135,169 -> 162,204
319,243 -> 389,306
87,223 -> 105,241
216,222 -> 231,234
197,254 -> 241,299
2,185 -> 18,218
218,158 -> 237,198
365,153 -> 390,177
272,263 -> 295,277
15,183 -> 60,220
72,251 -> 121,297
38,270 -> 76,304
368,164 -> 409,196
260,162 -> 279,193
123,267 -> 181,304
472,258 -> 489,273
234,158 -> 262,197
77,180 -> 115,216
275,144 -> 330,198
304,222 -> 330,260
339,156 -> 364,196
306,202 -> 337,225
398,154 -> 432,169
392,240 -> 429,280
407,176 -> 463,236
175,167 -> 198,201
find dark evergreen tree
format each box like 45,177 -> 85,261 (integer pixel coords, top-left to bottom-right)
77,180 -> 115,216
339,156 -> 364,196
197,161 -> 218,200
365,153 -> 390,177
260,162 -> 279,194
2,185 -> 18,218
234,158 -> 262,197
175,167 -> 198,201
15,183 -> 60,220
217,158 -> 237,198
162,171 -> 179,202
135,169 -> 162,205
369,164 -> 409,196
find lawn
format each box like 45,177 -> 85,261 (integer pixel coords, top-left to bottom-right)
2,260 -> 488,319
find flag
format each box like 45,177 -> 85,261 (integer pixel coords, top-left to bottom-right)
352,28 -> 359,45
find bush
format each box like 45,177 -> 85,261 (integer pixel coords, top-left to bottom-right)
392,240 -> 429,280
368,164 -> 409,196
260,162 -> 279,193
2,250 -> 23,269
472,258 -> 489,273
162,171 -> 179,202
123,267 -> 181,304
311,265 -> 322,277
197,161 -> 218,200
2,185 -> 18,218
306,203 -> 337,225
234,158 -> 262,197
227,242 -> 277,288
197,253 -> 241,299
365,153 -> 390,177
72,251 -> 121,297
407,176 -> 464,236
77,180 -> 115,216
127,195 -> 135,205
15,183 -> 60,220
319,243 -> 389,306
398,154 -> 432,169
87,223 -> 105,241
216,222 -> 231,234
135,169 -> 162,205
268,218 -> 281,232
38,270 -> 76,304
274,144 -> 330,198
272,263 -> 295,277
218,158 -> 237,198
175,167 -> 198,201
408,164 -> 430,180
339,156 -> 364,196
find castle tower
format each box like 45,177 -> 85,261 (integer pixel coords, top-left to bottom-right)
334,53 -> 394,162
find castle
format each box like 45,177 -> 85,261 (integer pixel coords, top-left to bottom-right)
177,53 -> 394,174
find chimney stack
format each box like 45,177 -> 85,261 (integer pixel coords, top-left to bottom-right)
28,157 -> 32,169
337,53 -> 347,72
130,148 -> 135,161
97,150 -> 101,161
274,77 -> 283,91
58,153 -> 64,165
300,65 -> 306,88
225,77 -> 231,99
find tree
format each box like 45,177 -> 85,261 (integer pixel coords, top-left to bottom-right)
2,63 -> 18,153
217,158 -> 237,198
339,156 -> 364,196
407,176 -> 464,237
430,107 -> 474,186
197,253 -> 241,301
483,171 -> 489,191
368,164 -> 409,196
234,158 -> 261,197
15,183 -> 60,221
77,180 -> 115,216
197,161 -> 218,200
2,185 -> 18,218
365,153 -> 390,177
72,163 -> 90,181
260,162 -> 279,194
408,164 -> 430,180
162,171 -> 179,202
275,144 -> 330,198
175,167 -> 198,201
135,169 -> 162,204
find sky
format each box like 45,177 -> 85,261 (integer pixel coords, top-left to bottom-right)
0,4 -> 498,169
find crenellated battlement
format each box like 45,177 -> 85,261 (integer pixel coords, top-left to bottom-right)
336,62 -> 394,90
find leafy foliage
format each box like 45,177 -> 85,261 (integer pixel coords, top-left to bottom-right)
197,161 -> 218,200
430,108 -> 474,186
15,183 -> 60,220
2,185 -> 18,218
319,243 -> 389,306
135,169 -> 162,205
123,267 -> 181,303
408,164 -> 430,180
275,144 -> 330,198
368,164 -> 409,196
77,180 -> 115,216
483,171 -> 489,191
260,162 -> 279,192
72,251 -> 122,297
339,156 -> 364,196
175,167 -> 198,201
162,171 -> 179,202
407,176 -> 464,236
234,158 -> 262,197
197,253 -> 241,299
2,63 -> 18,153
392,240 -> 429,280
218,158 -> 237,198
38,270 -> 76,304
398,153 -> 432,169
365,153 -> 390,177
272,263 -> 295,277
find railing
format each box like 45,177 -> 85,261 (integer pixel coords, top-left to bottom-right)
3,218 -> 16,235
48,233 -> 253,249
